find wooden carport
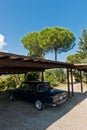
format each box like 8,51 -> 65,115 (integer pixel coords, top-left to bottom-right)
0,52 -> 74,73
74,64 -> 87,93
0,51 -> 76,97
0,52 -> 87,97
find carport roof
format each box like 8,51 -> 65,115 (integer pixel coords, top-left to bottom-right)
74,64 -> 87,72
0,51 -> 87,74
0,52 -> 74,74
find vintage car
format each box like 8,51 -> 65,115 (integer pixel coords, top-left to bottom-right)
9,81 -> 68,110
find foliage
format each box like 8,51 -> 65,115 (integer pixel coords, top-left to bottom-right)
21,32 -> 44,58
25,72 -> 40,81
78,29 -> 87,53
39,27 -> 75,61
78,29 -> 87,63
83,72 -> 87,83
73,70 -> 81,82
0,74 -> 25,91
66,53 -> 81,63
66,29 -> 87,82
73,70 -> 87,83
81,56 -> 87,63
66,29 -> 87,64
21,27 -> 75,61
67,29 -> 87,82
44,69 -> 66,86
0,73 -> 40,91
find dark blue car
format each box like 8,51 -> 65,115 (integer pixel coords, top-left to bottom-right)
9,81 -> 68,110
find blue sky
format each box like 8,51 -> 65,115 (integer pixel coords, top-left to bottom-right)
0,0 -> 87,61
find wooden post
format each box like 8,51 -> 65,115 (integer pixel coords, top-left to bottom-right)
42,71 -> 44,82
80,70 -> 83,93
67,68 -> 70,98
71,69 -> 74,96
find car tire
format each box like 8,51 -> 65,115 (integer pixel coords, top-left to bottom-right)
9,93 -> 15,101
35,100 -> 44,111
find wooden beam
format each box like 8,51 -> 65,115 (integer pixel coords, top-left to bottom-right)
70,69 -> 74,96
80,70 -> 83,93
67,68 -> 70,98
41,71 -> 44,82
0,67 -> 45,74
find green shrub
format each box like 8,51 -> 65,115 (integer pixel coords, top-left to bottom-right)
44,69 -> 66,86
0,74 -> 24,91
25,72 -> 40,81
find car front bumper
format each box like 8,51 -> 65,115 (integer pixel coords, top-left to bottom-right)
47,97 -> 68,107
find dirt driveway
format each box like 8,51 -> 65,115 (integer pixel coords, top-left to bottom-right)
0,84 -> 87,130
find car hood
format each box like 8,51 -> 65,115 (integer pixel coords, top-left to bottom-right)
49,88 -> 66,96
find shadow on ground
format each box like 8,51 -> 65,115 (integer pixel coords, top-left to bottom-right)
0,90 -> 87,130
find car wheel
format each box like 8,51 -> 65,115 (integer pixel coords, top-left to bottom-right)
35,100 -> 44,111
9,93 -> 15,101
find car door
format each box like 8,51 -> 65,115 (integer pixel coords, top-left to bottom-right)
36,83 -> 49,103
22,83 -> 36,102
27,83 -> 37,102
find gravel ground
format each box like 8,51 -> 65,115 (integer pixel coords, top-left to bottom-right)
0,83 -> 87,130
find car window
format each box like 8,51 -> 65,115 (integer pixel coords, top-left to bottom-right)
37,84 -> 48,92
45,82 -> 51,88
21,83 -> 29,91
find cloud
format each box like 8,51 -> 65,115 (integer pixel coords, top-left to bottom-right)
0,34 -> 7,51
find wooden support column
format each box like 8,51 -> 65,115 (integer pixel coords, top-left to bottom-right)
67,68 -> 70,98
70,69 -> 74,96
42,71 -> 44,82
80,70 -> 83,93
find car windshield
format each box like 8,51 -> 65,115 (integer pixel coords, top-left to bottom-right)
50,87 -> 58,93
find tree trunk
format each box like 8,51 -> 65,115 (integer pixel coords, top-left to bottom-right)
54,49 -> 57,61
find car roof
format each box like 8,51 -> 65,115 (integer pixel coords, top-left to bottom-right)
23,81 -> 50,84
